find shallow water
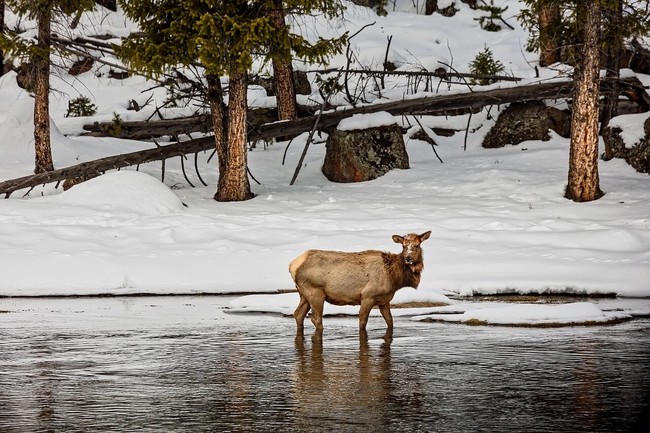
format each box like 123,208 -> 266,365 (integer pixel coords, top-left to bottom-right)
0,296 -> 649,432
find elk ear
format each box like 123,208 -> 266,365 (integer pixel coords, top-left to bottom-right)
419,231 -> 431,241
392,235 -> 404,244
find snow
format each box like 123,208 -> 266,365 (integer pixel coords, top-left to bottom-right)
608,112 -> 648,149
0,1 -> 649,327
412,302 -> 633,326
337,111 -> 397,130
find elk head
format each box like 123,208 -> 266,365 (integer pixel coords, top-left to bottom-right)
392,231 -> 431,266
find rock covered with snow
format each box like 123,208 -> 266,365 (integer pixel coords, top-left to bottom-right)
602,113 -> 650,173
323,112 -> 409,182
50,171 -> 186,216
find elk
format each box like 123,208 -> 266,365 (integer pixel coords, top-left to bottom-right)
289,231 -> 431,331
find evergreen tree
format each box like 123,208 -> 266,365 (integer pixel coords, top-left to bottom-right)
538,0 -> 560,66
269,0 -> 297,123
118,0 -> 346,202
519,0 -> 650,66
1,0 -> 95,173
566,0 -> 603,202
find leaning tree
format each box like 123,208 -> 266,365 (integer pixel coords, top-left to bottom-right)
118,0 -> 346,202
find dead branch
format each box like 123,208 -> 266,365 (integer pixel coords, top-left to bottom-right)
309,67 -> 523,83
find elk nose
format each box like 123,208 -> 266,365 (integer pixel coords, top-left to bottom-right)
405,256 -> 414,265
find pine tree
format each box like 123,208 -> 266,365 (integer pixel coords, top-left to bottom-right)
1,0 -> 95,173
566,0 -> 603,202
118,0 -> 347,202
519,0 -> 650,66
269,0 -> 297,123
538,0 -> 560,66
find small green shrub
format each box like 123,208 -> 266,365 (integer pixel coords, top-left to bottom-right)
469,46 -> 505,85
475,0 -> 508,32
108,112 -> 123,136
65,95 -> 98,118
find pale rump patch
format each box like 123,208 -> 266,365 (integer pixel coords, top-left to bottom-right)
288,252 -> 309,279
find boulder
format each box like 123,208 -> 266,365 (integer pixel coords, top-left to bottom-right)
322,114 -> 409,183
482,101 -> 551,148
602,115 -> 650,173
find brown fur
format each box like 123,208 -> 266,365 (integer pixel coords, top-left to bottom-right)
289,231 -> 431,331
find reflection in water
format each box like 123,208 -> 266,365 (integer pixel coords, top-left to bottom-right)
0,300 -> 649,432
292,329 -> 395,431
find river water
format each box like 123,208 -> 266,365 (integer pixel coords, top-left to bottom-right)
0,296 -> 648,432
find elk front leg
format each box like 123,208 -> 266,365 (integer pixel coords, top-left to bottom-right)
294,292 -> 311,330
358,299 -> 375,330
378,304 -> 393,329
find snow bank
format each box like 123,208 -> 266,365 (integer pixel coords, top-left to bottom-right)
227,288 -> 454,317
47,171 -> 186,216
413,302 -> 633,326
227,295 -> 637,327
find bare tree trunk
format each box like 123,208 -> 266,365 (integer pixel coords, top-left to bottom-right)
425,0 -> 437,15
1,0 -> 5,76
566,0 -> 603,202
270,1 -> 297,122
206,74 -> 228,195
600,0 -> 623,149
33,11 -> 54,173
539,0 -> 561,66
215,68 -> 253,202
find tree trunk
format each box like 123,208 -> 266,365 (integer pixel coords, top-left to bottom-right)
0,0 -> 5,76
600,0 -> 623,148
566,0 -> 603,202
215,68 -> 254,202
539,0 -> 561,66
269,1 -> 297,122
33,11 -> 54,173
206,74 -> 228,194
425,0 -> 437,15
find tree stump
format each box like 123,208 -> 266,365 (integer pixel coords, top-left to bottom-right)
322,114 -> 409,183
482,101 -> 551,148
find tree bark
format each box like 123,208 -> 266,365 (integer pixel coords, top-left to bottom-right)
33,10 -> 54,173
0,0 -> 5,76
425,0 -> 437,15
566,0 -> 603,202
600,0 -> 623,146
269,1 -> 298,123
206,74 -> 228,195
539,0 -> 561,66
215,68 -> 254,201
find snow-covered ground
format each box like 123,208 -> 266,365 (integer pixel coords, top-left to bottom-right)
0,1 -> 648,326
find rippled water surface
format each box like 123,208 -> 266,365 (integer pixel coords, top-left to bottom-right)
1,296 -> 649,432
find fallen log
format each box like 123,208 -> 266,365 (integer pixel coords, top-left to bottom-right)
2,78 -> 644,197
0,139 -> 214,198
82,114 -> 213,139
85,80 -> 576,140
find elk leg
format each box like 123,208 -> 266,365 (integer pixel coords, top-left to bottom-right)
294,292 -> 311,329
358,299 -> 374,330
308,292 -> 325,331
378,304 -> 394,329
